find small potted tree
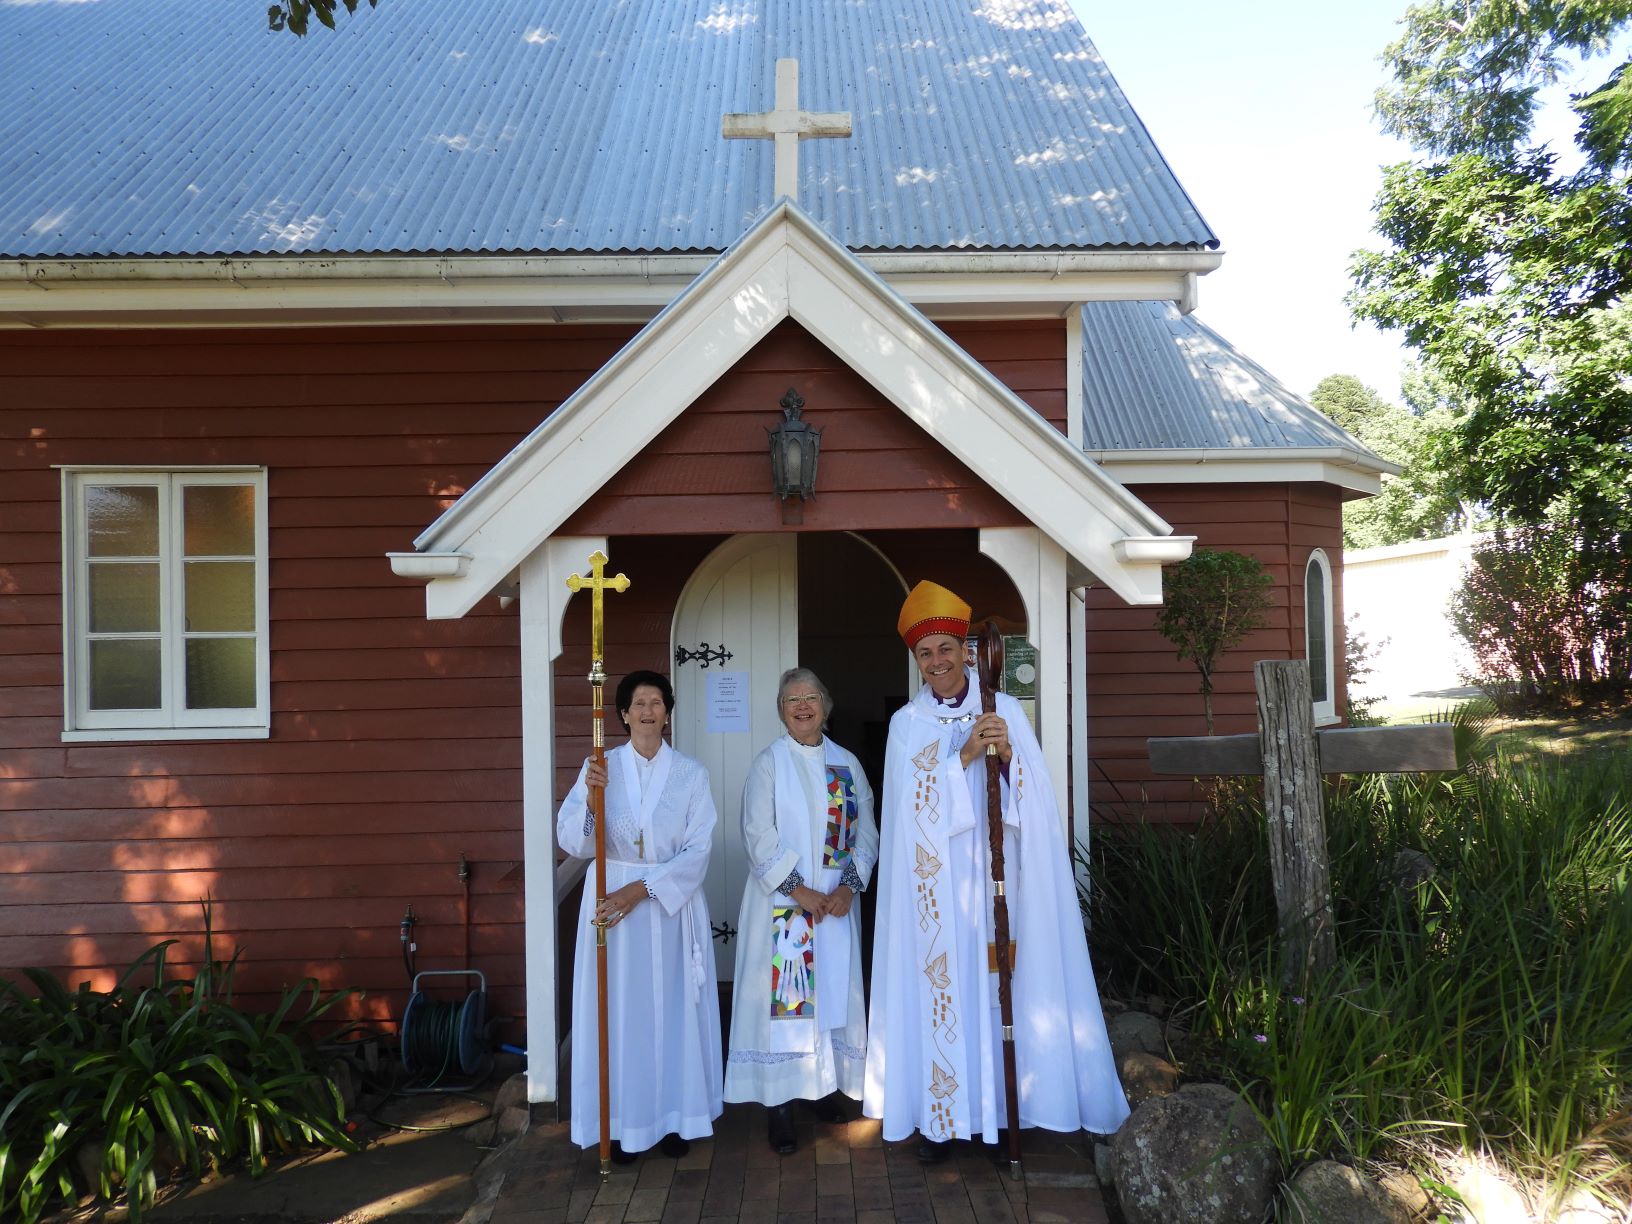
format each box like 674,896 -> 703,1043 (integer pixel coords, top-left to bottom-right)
1155,548 -> 1274,734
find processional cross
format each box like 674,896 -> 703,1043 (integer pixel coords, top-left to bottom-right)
1149,660 -> 1457,982
564,549 -> 629,1177
723,58 -> 852,204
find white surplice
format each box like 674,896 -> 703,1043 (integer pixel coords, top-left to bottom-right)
724,734 -> 879,1106
862,668 -> 1129,1143
556,741 -> 723,1151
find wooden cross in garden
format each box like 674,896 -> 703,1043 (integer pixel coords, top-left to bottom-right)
1148,660 -> 1457,980
723,58 -> 852,204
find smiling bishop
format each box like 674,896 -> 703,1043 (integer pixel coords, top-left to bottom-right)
863,581 -> 1129,1162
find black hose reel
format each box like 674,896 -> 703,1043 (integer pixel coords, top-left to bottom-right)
399,969 -> 491,1093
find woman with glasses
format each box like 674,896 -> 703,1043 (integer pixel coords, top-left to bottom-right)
724,667 -> 879,1154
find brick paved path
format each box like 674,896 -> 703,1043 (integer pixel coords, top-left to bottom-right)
487,1103 -> 1111,1224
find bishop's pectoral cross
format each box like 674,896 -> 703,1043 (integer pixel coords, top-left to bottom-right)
634,830 -> 646,861
723,58 -> 852,204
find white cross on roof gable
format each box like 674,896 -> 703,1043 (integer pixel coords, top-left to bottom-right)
722,58 -> 852,204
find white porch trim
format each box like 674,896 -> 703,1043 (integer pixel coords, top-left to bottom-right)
978,526 -> 1070,831
394,200 -> 1191,616
519,534 -> 605,1106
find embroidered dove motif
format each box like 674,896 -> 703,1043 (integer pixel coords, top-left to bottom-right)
914,843 -> 942,880
929,1061 -> 958,1100
924,952 -> 950,990
913,742 -> 940,772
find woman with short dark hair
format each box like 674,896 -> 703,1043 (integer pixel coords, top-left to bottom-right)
557,668 -> 722,1162
723,666 -> 879,1154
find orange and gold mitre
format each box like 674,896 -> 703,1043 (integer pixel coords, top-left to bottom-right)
897,580 -> 972,649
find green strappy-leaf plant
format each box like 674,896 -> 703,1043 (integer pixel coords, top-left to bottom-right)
0,902 -> 360,1224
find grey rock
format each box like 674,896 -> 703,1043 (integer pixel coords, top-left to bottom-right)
1117,1050 -> 1180,1106
1094,1140 -> 1116,1187
1387,848 -> 1437,893
465,1072 -> 531,1147
1283,1160 -> 1412,1224
1375,1168 -> 1433,1220
1108,1010 -> 1167,1061
494,1105 -> 530,1143
1111,1082 -> 1279,1224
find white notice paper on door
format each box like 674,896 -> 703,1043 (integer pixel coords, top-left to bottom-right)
706,670 -> 751,733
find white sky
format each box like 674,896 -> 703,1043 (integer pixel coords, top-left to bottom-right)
1066,0 -> 1415,404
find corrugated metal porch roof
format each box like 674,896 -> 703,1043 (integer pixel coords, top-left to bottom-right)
1080,300 -> 1385,459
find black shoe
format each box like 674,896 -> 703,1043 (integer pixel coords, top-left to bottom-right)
658,1133 -> 690,1159
768,1104 -> 797,1155
917,1136 -> 950,1164
608,1140 -> 638,1165
807,1093 -> 849,1124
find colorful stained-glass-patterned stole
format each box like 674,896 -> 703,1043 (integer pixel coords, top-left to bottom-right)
769,904 -> 816,1020
823,764 -> 856,869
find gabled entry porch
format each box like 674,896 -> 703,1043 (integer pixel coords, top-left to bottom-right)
389,200 -> 1193,1104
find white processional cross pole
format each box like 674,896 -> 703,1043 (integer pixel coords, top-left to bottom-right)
722,58 -> 852,204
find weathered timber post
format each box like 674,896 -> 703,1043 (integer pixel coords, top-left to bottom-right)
1146,661 -> 1458,986
1255,660 -> 1334,980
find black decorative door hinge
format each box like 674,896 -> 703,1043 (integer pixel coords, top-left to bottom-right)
674,642 -> 734,669
711,920 -> 738,944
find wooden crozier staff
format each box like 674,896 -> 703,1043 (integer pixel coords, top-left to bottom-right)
977,621 -> 1023,1180
565,550 -> 630,1178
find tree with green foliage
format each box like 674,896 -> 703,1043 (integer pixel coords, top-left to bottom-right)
1310,371 -> 1468,549
1350,0 -> 1632,549
1154,548 -> 1275,734
268,0 -> 377,36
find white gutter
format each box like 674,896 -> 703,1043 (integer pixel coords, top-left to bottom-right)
1087,446 -> 1402,478
1,249 -> 1222,284
386,552 -> 469,579
0,249 -> 1223,327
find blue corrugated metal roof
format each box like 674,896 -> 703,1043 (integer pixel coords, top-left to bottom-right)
0,0 -> 1216,259
1080,300 -> 1386,457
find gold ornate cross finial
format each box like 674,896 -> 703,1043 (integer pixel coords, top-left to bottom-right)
566,550 -> 630,679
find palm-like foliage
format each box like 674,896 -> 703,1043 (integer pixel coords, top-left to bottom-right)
0,907 -> 359,1223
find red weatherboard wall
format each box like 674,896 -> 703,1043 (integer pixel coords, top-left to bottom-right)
0,324 -> 650,1029
1085,482 -> 1347,822
562,318 -> 1063,537
0,317 -> 1065,1031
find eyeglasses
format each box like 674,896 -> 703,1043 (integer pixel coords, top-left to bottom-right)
780,694 -> 822,707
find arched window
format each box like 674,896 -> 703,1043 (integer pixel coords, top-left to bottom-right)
1304,549 -> 1336,723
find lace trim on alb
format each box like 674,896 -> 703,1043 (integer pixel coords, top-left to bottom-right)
729,1034 -> 866,1065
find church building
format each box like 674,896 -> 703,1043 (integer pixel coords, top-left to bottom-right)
0,0 -> 1390,1104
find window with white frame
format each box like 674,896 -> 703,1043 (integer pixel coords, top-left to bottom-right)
1304,548 -> 1337,724
61,469 -> 269,740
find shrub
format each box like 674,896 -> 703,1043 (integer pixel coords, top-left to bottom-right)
0,908 -> 359,1223
1449,522 -> 1632,713
1154,548 -> 1276,733
1087,743 -> 1632,1209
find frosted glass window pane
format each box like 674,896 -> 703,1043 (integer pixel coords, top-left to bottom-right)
86,486 -> 159,557
186,638 -> 256,709
89,563 -> 160,633
1306,559 -> 1329,703
184,485 -> 255,556
185,562 -> 255,631
90,639 -> 161,709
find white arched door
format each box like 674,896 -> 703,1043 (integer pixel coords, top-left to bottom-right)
671,534 -> 798,981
